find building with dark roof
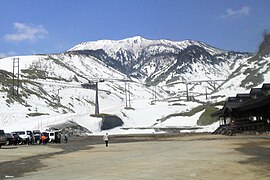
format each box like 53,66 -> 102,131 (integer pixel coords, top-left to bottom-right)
213,84 -> 270,135
262,83 -> 270,95
250,88 -> 264,99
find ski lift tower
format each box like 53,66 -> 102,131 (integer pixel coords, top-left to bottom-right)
81,78 -> 105,115
124,82 -> 132,109
12,57 -> 20,96
95,81 -> 100,114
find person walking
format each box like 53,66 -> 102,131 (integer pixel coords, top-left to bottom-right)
64,133 -> 68,144
103,133 -> 109,147
41,134 -> 46,145
57,133 -> 61,144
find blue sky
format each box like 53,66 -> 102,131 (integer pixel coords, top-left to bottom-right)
1,0 -> 270,57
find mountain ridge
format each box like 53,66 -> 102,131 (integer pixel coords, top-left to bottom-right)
68,36 -> 251,86
68,36 -> 227,56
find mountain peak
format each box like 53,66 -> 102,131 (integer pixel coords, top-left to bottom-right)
68,36 -> 228,58
68,36 -> 152,56
119,36 -> 150,45
125,36 -> 145,41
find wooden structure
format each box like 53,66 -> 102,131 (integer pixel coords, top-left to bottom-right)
213,83 -> 270,135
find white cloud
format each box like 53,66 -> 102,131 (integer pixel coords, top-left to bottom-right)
221,6 -> 251,18
0,51 -> 17,58
4,23 -> 48,42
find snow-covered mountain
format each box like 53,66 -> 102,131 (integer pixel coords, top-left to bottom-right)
0,53 -> 168,133
68,36 -> 250,86
1,34 -> 269,134
212,32 -> 270,98
69,36 -> 226,59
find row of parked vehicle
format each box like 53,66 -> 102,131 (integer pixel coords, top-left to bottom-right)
0,129 -> 63,148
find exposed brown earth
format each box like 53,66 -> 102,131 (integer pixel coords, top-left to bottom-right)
0,133 -> 269,179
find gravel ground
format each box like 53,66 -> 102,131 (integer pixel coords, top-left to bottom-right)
0,133 -> 269,179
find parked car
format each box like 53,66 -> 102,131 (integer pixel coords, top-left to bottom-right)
11,132 -> 21,145
49,132 -> 55,143
48,131 -> 61,143
0,130 -> 7,148
5,133 -> 14,145
32,130 -> 41,144
13,131 -> 33,145
5,133 -> 21,145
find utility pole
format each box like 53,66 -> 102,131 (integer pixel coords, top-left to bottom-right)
95,82 -> 99,115
128,83 -> 131,108
125,82 -> 128,108
151,86 -> 157,104
186,83 -> 189,101
154,86 -> 157,103
124,83 -> 132,108
205,86 -> 208,100
12,58 -> 19,96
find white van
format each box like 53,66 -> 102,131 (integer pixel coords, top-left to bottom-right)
49,132 -> 55,142
13,130 -> 33,144
48,131 -> 61,143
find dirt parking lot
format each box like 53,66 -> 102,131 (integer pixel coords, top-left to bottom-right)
0,134 -> 269,179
